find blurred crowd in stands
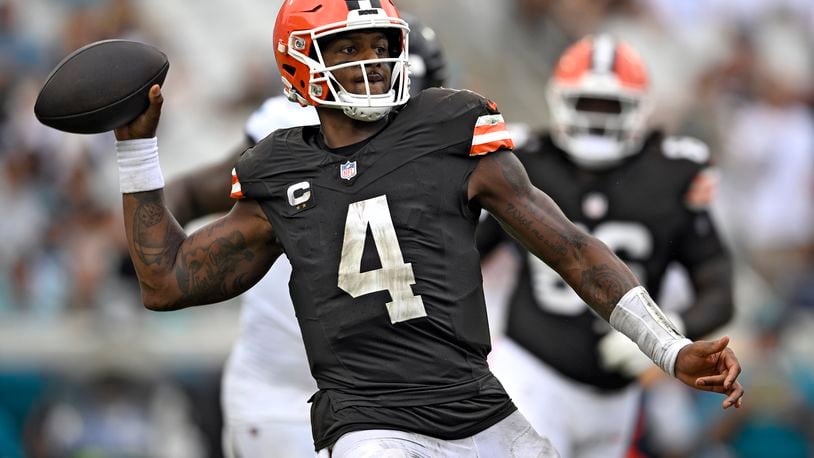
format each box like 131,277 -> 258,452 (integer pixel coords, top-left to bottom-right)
0,0 -> 812,456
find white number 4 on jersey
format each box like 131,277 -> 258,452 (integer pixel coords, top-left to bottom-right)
338,195 -> 427,324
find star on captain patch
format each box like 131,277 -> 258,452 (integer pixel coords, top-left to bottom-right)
340,160 -> 357,180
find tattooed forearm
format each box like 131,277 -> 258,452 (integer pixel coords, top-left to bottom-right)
135,193 -> 163,227
123,189 -> 278,311
505,202 -> 567,257
579,264 -> 632,317
175,225 -> 256,302
133,222 -> 186,266
130,192 -> 182,266
496,153 -> 586,263
482,151 -> 637,320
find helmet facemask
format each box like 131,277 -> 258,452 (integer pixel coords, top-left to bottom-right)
548,85 -> 651,169
282,11 -> 410,122
547,35 -> 652,169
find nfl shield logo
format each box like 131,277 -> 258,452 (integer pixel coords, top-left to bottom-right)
340,160 -> 357,180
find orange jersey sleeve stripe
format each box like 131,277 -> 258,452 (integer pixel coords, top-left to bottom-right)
230,168 -> 244,199
470,137 -> 514,156
473,121 -> 508,137
470,114 -> 514,156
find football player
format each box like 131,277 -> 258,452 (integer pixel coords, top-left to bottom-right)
163,12 -> 448,458
479,35 -> 735,458
112,1 -> 743,456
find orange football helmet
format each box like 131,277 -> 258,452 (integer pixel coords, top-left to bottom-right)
273,0 -> 410,121
547,34 -> 652,168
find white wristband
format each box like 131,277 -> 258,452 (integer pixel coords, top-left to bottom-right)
116,137 -> 164,194
609,286 -> 692,377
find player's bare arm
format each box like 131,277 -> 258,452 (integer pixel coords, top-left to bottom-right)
164,143 -> 248,226
123,193 -> 280,310
116,85 -> 281,311
682,256 -> 734,339
468,149 -> 743,408
469,149 -> 638,320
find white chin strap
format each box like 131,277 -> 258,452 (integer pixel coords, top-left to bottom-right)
337,89 -> 398,122
563,134 -> 627,169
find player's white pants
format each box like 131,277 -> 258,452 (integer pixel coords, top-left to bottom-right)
489,338 -> 641,458
320,411 -> 558,457
223,419 -> 315,458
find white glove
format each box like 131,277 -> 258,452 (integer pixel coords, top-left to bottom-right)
598,330 -> 654,378
600,311 -> 687,378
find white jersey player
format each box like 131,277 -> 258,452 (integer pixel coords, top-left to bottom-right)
222,98 -> 320,457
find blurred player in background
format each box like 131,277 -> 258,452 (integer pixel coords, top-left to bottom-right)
478,34 -> 734,458
164,12 -> 448,458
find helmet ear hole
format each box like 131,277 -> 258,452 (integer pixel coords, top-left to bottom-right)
282,64 -> 296,77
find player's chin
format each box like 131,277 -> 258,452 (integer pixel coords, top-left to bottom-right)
348,81 -> 389,95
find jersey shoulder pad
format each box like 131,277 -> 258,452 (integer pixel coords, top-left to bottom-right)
411,88 -> 514,157
658,136 -> 718,210
414,87 -> 500,123
660,135 -> 710,165
244,96 -> 319,145
231,128 -> 303,199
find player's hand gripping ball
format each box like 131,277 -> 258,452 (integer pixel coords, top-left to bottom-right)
34,39 -> 169,134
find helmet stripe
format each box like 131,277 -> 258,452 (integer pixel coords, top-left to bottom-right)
347,1 -> 382,10
592,34 -> 616,74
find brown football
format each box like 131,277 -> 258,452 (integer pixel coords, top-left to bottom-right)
35,39 -> 169,134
